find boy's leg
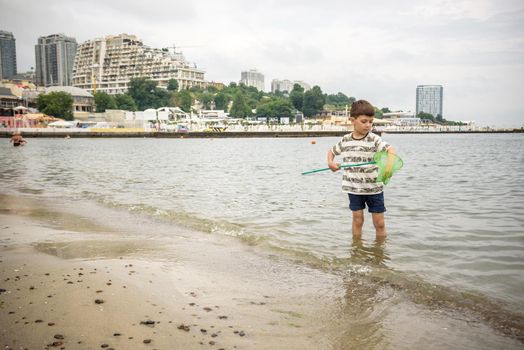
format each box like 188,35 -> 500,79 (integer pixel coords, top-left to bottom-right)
372,212 -> 386,237
348,194 -> 365,238
367,193 -> 386,238
352,210 -> 364,237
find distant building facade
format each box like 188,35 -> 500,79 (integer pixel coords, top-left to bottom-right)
271,79 -> 310,93
416,85 -> 443,118
46,86 -> 94,119
35,34 -> 77,87
72,34 -> 206,95
240,69 -> 264,91
0,30 -> 17,79
0,86 -> 22,116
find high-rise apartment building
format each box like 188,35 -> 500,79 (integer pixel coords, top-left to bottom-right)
0,30 -> 17,79
271,79 -> 310,93
35,34 -> 77,87
240,69 -> 264,91
72,34 -> 206,95
416,85 -> 443,118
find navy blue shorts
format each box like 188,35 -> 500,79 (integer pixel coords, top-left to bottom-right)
348,193 -> 386,213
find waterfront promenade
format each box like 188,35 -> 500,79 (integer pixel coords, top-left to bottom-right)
1,123 -> 522,138
1,129 -> 522,138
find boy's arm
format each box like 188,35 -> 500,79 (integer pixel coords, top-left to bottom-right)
327,150 -> 340,172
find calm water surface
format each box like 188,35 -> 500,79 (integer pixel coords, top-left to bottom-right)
1,134 -> 523,316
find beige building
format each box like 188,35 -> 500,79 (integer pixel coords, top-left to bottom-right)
46,86 -> 95,119
72,34 -> 206,95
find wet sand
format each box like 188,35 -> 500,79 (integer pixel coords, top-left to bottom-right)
0,198 -> 341,350
1,194 -> 522,350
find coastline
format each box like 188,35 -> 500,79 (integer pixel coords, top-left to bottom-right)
1,128 -> 523,138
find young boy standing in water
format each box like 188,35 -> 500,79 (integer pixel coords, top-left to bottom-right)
327,100 -> 396,238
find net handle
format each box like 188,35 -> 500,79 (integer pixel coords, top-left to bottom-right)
301,161 -> 375,175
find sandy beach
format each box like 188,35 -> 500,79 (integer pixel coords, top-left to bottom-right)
1,193 -> 523,350
0,195 -> 343,350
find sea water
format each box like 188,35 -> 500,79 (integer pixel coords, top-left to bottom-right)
1,133 -> 523,347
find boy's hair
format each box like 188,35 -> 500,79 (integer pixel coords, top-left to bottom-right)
350,100 -> 375,118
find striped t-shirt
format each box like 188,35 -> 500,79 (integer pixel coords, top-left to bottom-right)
331,132 -> 391,194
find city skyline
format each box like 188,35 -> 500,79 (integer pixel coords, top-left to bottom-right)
1,0 -> 523,127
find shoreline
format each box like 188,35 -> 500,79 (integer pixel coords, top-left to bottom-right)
0,194 -> 344,350
1,193 -> 523,349
1,128 -> 523,138
0,200 -> 340,350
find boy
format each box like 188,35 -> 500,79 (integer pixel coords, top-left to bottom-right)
327,100 -> 395,238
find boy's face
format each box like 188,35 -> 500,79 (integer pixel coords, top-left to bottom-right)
350,115 -> 374,136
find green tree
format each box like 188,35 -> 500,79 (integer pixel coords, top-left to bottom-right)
417,112 -> 435,122
289,84 -> 304,111
256,98 -> 294,119
126,77 -> 170,110
303,85 -> 325,117
114,94 -> 137,111
175,90 -> 193,112
214,92 -> 229,110
189,86 -> 204,94
381,107 -> 391,113
229,92 -> 251,118
167,79 -> 179,92
325,92 -> 351,106
272,90 -> 286,98
94,91 -> 117,112
126,78 -> 158,110
153,88 -> 171,108
37,91 -> 74,120
199,92 -> 214,109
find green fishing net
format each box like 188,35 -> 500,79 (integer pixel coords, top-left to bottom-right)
374,151 -> 404,185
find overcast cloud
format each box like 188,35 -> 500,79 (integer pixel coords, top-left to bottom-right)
1,0 -> 523,127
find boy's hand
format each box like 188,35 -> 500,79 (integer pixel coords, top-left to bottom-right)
382,149 -> 396,179
328,162 -> 341,172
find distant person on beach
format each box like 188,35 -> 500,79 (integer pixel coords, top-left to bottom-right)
10,131 -> 27,147
327,100 -> 396,238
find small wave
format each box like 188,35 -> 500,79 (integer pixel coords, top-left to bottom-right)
80,191 -> 270,244
16,187 -> 45,195
339,266 -> 524,343
77,190 -> 524,342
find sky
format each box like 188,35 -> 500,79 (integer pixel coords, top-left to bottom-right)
1,0 -> 523,127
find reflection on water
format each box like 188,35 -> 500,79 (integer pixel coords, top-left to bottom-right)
349,236 -> 390,268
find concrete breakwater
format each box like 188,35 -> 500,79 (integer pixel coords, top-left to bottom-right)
1,129 -> 522,138
0,130 -> 353,138
383,129 -> 523,134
